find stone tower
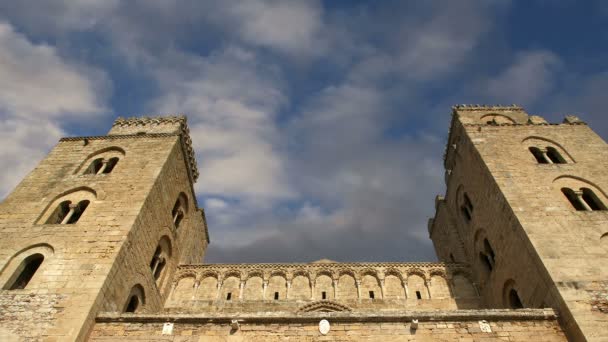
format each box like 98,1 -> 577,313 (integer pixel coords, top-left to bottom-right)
0,116 -> 208,341
429,105 -> 608,341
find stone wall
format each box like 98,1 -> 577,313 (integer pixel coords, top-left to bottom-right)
90,309 -> 566,341
164,262 -> 480,313
430,106 -> 608,341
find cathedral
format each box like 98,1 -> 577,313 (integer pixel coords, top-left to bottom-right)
0,105 -> 606,341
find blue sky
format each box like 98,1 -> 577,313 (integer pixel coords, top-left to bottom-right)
0,0 -> 607,263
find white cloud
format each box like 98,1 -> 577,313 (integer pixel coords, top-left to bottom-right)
150,47 -> 293,201
226,0 -> 324,56
0,21 -> 107,197
483,50 -> 561,106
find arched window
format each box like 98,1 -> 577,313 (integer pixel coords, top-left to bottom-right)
562,187 -> 607,211
124,284 -> 145,313
45,200 -> 89,224
459,191 -> 473,223
149,237 -> 171,287
84,156 -> 120,175
546,147 -> 566,164
528,147 -> 548,164
6,254 -> 44,290
171,193 -> 188,231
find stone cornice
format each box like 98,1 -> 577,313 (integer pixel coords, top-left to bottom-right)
96,308 -> 558,324
180,261 -> 464,269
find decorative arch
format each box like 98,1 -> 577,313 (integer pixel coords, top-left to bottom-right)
245,270 -> 264,281
315,269 -> 334,279
76,146 -> 126,175
124,284 -> 145,313
406,268 -> 426,281
299,300 -> 352,313
383,268 -> 404,282
429,268 -> 447,278
0,244 -> 54,290
38,187 -> 97,225
480,113 -> 516,125
172,275 -> 196,301
292,269 -> 310,281
337,268 -> 357,279
223,270 -> 242,281
553,176 -> 608,211
522,136 -> 574,163
269,270 -> 288,280
173,271 -> 198,285
359,268 -> 378,278
199,270 -> 219,280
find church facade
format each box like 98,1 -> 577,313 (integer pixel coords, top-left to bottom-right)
0,106 -> 606,341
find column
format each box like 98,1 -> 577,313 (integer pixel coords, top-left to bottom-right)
356,280 -> 362,301
96,160 -> 109,174
540,149 -> 553,164
192,281 -> 200,299
402,280 -> 409,299
575,191 -> 593,211
262,281 -> 268,300
333,279 -> 338,299
60,204 -> 78,224
310,279 -> 316,300
286,280 -> 291,300
239,281 -> 245,301
425,280 -> 432,299
216,280 -> 222,300
379,279 -> 386,299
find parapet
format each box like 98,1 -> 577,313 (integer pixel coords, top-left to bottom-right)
452,104 -> 529,125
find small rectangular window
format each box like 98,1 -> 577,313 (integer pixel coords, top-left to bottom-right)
226,292 -> 232,301
369,291 -> 375,299
322,291 -> 327,299
274,292 -> 279,300
416,291 -> 422,300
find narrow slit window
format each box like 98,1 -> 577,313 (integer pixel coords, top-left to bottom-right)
226,292 -> 232,301
415,291 -> 422,300
8,254 -> 44,290
274,292 -> 279,300
529,147 -> 548,164
369,291 -> 375,299
103,157 -> 119,174
322,291 -> 327,299
546,147 -> 566,164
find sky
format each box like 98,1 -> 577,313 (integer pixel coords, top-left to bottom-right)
0,0 -> 607,263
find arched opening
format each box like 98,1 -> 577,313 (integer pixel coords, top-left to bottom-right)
460,192 -> 473,223
581,188 -> 607,211
528,147 -> 548,164
67,200 -> 89,224
45,200 -> 71,224
149,237 -> 172,287
171,193 -> 188,231
546,147 -> 566,164
125,295 -> 139,312
124,284 -> 145,313
84,158 -> 104,174
508,289 -> 523,309
561,188 -> 586,211
6,254 -> 44,290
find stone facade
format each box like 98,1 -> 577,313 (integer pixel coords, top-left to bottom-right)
1,106 -> 604,341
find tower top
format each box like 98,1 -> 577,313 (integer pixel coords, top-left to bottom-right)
108,115 -> 199,182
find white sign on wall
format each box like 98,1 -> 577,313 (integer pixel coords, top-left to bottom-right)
162,322 -> 174,335
319,319 -> 330,335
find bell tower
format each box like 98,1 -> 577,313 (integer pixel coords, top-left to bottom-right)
429,105 -> 608,341
0,116 -> 208,341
